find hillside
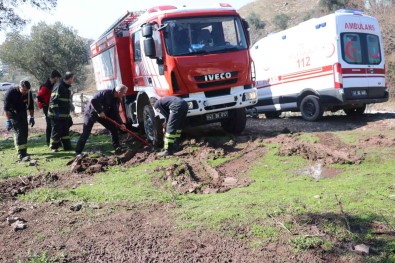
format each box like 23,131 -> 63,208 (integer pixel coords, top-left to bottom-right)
239,0 -> 395,98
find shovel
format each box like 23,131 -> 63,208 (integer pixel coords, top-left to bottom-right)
103,116 -> 150,146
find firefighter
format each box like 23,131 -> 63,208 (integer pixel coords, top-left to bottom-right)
3,80 -> 35,160
48,72 -> 75,152
150,96 -> 188,157
37,70 -> 61,146
75,84 -> 128,156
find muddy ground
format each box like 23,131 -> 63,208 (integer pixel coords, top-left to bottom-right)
0,111 -> 395,262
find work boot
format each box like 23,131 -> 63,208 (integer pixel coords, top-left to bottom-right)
50,141 -> 60,152
62,140 -> 74,151
17,150 -> 30,161
114,146 -> 127,155
157,144 -> 174,157
157,150 -> 172,157
173,138 -> 182,152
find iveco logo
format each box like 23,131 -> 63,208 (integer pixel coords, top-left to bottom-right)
204,72 -> 232,82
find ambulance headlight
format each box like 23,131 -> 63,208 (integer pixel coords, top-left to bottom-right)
243,91 -> 257,101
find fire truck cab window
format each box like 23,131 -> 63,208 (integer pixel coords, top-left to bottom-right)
132,31 -> 142,61
163,16 -> 248,56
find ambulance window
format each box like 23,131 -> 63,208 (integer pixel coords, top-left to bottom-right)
342,33 -> 362,64
132,31 -> 142,62
367,35 -> 381,64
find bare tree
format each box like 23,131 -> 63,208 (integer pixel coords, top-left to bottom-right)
0,0 -> 57,31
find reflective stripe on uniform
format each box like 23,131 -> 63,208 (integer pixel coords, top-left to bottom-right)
176,130 -> 182,138
16,144 -> 27,150
165,133 -> 177,139
61,136 -> 70,140
58,98 -> 70,102
48,112 -> 70,118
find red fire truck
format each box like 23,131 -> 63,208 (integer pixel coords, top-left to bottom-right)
90,4 -> 257,146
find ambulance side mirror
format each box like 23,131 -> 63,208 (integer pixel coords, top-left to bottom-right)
242,19 -> 251,47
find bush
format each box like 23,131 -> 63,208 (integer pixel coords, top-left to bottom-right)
273,13 -> 290,30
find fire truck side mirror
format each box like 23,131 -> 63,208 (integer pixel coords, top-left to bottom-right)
242,19 -> 251,47
142,24 -> 153,37
144,38 -> 156,58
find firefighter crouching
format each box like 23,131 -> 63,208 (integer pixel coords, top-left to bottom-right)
3,80 -> 35,160
150,96 -> 188,157
75,84 -> 128,156
48,72 -> 75,152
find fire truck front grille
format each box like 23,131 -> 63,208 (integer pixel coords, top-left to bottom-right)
205,102 -> 237,111
197,79 -> 238,89
204,88 -> 230,98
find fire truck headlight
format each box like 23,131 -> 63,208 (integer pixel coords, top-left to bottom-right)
243,91 -> 257,101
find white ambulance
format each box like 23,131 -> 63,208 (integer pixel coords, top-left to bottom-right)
250,9 -> 388,121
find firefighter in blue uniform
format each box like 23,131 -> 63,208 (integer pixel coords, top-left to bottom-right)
75,84 -> 128,156
3,80 -> 35,160
48,72 -> 75,151
151,96 -> 188,157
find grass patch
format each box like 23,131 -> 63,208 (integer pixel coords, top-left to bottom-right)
11,130 -> 395,259
21,159 -> 173,203
0,133 -> 114,180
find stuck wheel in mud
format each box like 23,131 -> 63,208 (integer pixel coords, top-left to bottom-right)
143,105 -> 164,147
344,104 -> 366,116
300,95 -> 323,121
221,108 -> 247,134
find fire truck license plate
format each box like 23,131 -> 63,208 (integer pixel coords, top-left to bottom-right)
351,90 -> 367,96
206,111 -> 228,121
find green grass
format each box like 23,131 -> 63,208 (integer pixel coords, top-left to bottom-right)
13,131 -> 395,259
0,132 -> 114,180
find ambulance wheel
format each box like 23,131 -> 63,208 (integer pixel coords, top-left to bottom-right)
344,104 -> 366,116
300,95 -> 323,121
265,112 -> 281,118
221,108 -> 246,134
143,105 -> 164,148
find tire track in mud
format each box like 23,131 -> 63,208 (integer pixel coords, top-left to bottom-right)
154,141 -> 266,194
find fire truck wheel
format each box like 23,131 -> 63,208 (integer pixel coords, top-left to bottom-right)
143,105 -> 164,148
221,108 -> 247,134
344,104 -> 366,116
300,95 -> 323,121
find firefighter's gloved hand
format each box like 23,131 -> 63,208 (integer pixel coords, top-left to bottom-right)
29,117 -> 35,127
99,112 -> 106,118
119,124 -> 127,131
5,120 -> 13,131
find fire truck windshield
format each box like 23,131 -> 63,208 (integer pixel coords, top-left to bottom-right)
163,16 -> 248,56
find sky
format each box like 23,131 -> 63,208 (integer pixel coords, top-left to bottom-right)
0,0 -> 254,43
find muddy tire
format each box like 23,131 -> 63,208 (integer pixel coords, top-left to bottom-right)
221,108 -> 247,134
143,105 -> 164,147
300,95 -> 323,121
265,112 -> 281,118
344,104 -> 366,116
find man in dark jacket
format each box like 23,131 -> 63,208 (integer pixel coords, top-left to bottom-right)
151,96 -> 188,157
37,70 -> 61,146
75,84 -> 128,156
3,80 -> 35,160
48,72 -> 75,151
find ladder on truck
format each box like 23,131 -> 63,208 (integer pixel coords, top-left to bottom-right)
97,10 -> 144,39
